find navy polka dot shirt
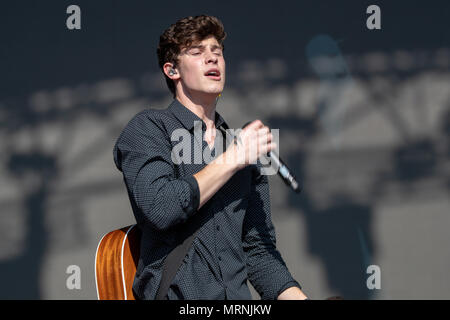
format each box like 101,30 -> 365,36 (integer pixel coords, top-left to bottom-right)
113,99 -> 301,300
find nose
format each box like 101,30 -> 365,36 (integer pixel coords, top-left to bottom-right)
204,49 -> 218,64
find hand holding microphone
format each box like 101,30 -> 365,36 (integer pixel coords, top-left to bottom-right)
228,120 -> 301,193
228,120 -> 276,170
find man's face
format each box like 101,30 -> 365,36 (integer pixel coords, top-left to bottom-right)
176,36 -> 225,97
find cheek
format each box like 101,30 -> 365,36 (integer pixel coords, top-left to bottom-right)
184,61 -> 203,81
180,70 -> 196,86
220,59 -> 226,77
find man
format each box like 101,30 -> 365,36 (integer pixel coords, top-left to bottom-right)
113,15 -> 308,300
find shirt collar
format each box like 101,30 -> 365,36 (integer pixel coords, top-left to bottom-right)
168,99 -> 228,131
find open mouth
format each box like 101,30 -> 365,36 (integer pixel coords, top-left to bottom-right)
204,68 -> 221,80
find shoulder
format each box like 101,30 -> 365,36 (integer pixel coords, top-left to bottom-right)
113,107 -> 176,169
119,106 -> 177,139
113,106 -> 176,151
126,107 -> 172,131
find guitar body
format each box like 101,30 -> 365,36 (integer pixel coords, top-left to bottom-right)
95,224 -> 141,300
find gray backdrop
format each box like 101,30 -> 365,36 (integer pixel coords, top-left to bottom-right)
0,0 -> 449,299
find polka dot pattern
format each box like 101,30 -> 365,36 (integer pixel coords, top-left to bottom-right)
113,99 -> 301,300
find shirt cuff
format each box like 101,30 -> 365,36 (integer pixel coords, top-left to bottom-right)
180,175 -> 200,213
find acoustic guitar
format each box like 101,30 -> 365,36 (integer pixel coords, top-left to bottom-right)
95,224 -> 141,300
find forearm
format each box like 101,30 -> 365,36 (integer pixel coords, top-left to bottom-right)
193,150 -> 238,209
194,119 -> 276,209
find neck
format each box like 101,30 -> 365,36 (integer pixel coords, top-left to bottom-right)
176,91 -> 219,129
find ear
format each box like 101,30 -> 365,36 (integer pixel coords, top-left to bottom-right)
163,62 -> 180,80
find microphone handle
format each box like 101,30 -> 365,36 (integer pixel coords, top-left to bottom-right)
268,151 -> 301,193
241,121 -> 301,193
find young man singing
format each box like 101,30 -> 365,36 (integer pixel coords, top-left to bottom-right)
113,15 -> 308,300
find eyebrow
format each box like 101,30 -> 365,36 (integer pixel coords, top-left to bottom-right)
187,44 -> 222,51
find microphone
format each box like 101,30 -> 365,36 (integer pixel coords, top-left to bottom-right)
241,121 -> 301,193
267,150 -> 301,193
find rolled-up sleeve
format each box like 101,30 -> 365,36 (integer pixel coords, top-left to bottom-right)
242,164 -> 301,300
114,112 -> 200,231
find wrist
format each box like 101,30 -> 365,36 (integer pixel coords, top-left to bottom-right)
277,286 -> 308,300
220,144 -> 243,173
214,149 -> 240,174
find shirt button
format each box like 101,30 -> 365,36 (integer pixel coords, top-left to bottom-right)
216,225 -> 220,231
218,256 -> 222,261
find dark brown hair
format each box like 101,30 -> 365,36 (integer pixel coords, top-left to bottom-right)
157,15 -> 227,97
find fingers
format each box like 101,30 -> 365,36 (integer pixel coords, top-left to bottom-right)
261,142 -> 277,154
257,127 -> 272,142
244,120 -> 270,137
242,120 -> 273,150
231,120 -> 276,166
245,119 -> 264,131
256,130 -> 275,158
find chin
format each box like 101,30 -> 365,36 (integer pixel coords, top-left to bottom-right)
190,84 -> 224,98
204,88 -> 223,95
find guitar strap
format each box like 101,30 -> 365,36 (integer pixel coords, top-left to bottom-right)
155,121 -> 231,300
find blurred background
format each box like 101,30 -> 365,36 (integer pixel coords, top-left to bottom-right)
0,0 -> 449,299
